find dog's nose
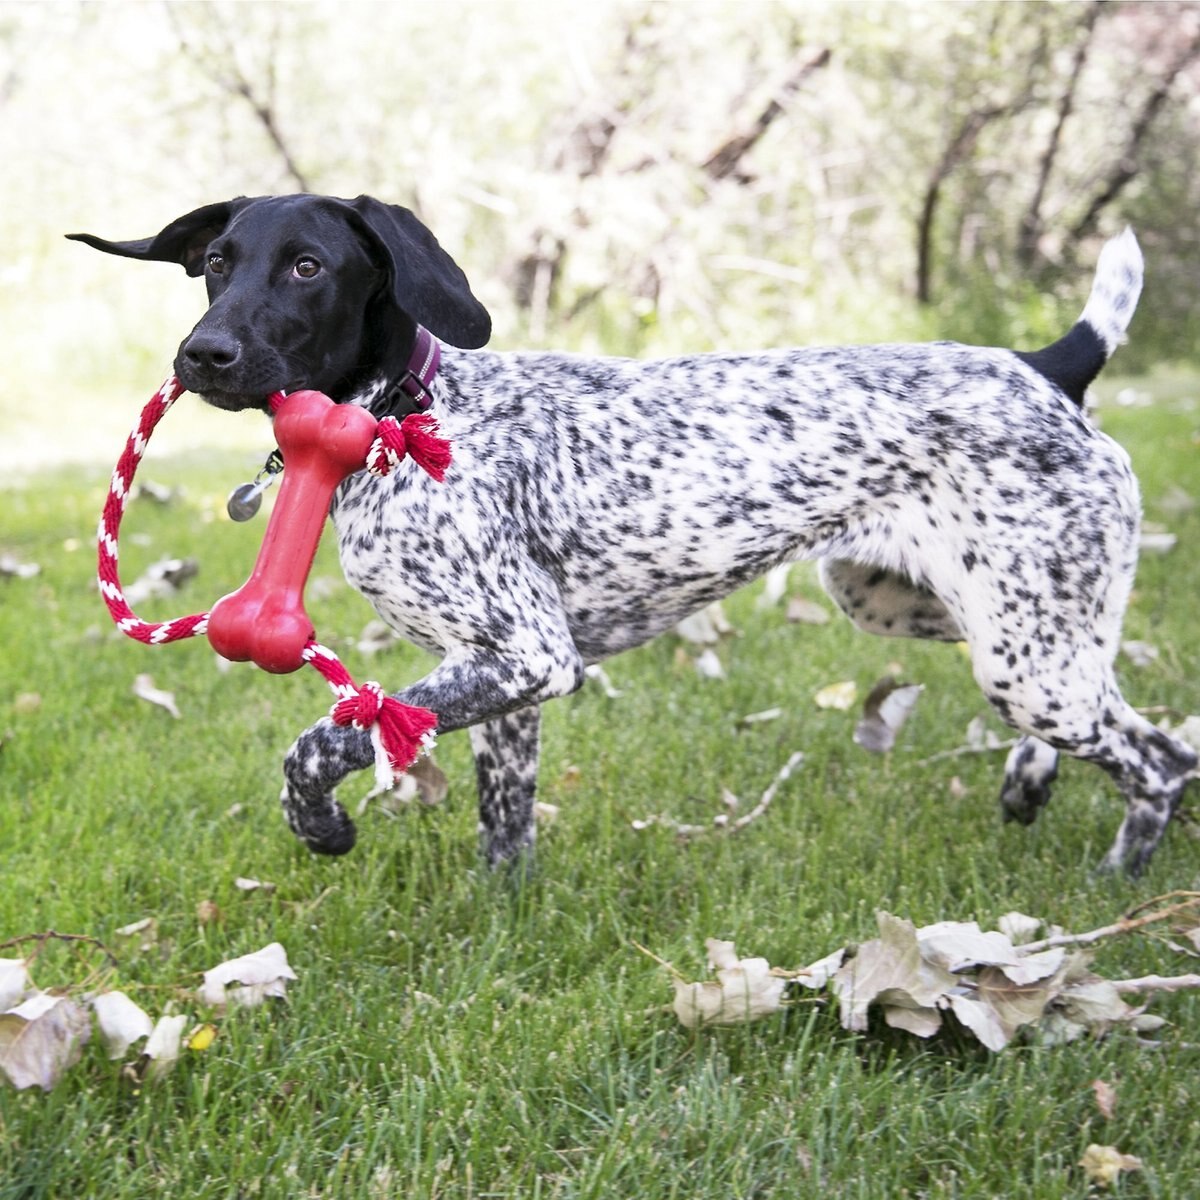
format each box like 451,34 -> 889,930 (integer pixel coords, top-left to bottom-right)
181,329 -> 242,375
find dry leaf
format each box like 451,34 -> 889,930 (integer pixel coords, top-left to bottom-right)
0,554 -> 40,579
585,664 -> 624,698
672,938 -> 788,1028
0,993 -> 91,1091
198,942 -> 297,1009
694,648 -> 725,679
737,707 -> 784,728
854,680 -> 924,752
196,899 -> 223,926
1091,1078 -> 1117,1120
756,563 -> 793,609
1079,1143 -> 1142,1187
234,877 -> 276,894
141,1013 -> 189,1081
92,991 -> 154,1060
814,680 -> 857,710
533,801 -> 559,825
830,913 -> 958,1033
356,618 -> 399,655
123,557 -> 198,605
1120,640 -> 1159,668
12,693 -> 42,715
0,959 -> 30,1010
132,674 -> 181,719
998,912 -> 1042,946
186,1023 -> 218,1052
675,603 -> 735,645
114,917 -> 159,953
786,595 -> 831,625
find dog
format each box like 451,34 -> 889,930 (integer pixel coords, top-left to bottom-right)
70,193 -> 1197,876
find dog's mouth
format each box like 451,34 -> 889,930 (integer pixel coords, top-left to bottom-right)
196,388 -> 277,414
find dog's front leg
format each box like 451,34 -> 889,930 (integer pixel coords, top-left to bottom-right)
280,637 -> 582,859
469,706 -> 541,868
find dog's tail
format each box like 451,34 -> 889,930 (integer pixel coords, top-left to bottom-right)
1015,228 -> 1143,406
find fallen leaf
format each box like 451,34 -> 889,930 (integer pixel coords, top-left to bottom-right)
786,596 -> 830,625
916,920 -> 1064,985
998,912 -> 1042,946
132,674 -> 181,719
198,942 -> 297,1009
1121,640 -> 1159,668
92,991 -> 154,1060
12,693 -> 42,715
0,554 -> 40,579
140,1013 -> 189,1081
584,664 -> 623,698
0,993 -> 91,1090
196,899 -> 223,926
814,680 -> 857,710
123,557 -> 198,605
756,563 -> 793,609
533,801 -> 559,825
830,912 -> 957,1032
676,603 -> 735,645
114,917 -> 159,953
1079,1143 -> 1142,1188
356,619 -> 399,655
134,480 -> 180,505
186,1023 -> 218,1052
737,707 -> 784,729
1091,1078 -> 1117,1120
694,648 -> 725,679
234,877 -> 276,894
672,938 -> 788,1028
1138,530 -> 1176,555
0,959 -> 30,1010
853,680 -> 924,752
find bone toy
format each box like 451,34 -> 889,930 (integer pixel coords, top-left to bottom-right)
98,378 -> 451,788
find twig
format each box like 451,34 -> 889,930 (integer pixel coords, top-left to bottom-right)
1112,974 -> 1200,995
631,752 -> 803,839
1020,896 -> 1200,955
916,738 -> 1018,766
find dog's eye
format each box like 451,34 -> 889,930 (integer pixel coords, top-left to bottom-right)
207,253 -> 225,275
293,257 -> 321,279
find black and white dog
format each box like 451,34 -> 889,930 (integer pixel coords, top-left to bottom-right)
71,194 -> 1196,876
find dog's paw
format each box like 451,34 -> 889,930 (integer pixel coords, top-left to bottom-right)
279,784 -> 357,855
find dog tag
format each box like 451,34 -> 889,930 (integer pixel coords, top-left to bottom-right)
226,450 -> 283,522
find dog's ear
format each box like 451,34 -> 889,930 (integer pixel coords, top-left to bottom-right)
66,199 -> 258,277
343,196 -> 491,349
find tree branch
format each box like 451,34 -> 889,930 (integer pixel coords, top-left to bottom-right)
702,47 -> 831,182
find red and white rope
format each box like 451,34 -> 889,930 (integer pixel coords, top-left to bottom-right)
98,375 -> 446,782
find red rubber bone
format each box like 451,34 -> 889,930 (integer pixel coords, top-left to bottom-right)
206,390 -> 378,673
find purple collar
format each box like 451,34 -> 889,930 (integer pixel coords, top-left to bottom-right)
381,325 -> 441,416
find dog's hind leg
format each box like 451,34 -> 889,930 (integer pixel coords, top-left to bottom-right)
469,705 -> 542,868
970,632 -> 1196,874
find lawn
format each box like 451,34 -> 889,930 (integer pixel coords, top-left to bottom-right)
0,373 -> 1198,1198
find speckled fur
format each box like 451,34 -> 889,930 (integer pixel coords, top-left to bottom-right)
72,197 -> 1196,877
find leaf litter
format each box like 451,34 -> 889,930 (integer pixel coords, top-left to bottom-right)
652,893 -> 1200,1053
0,931 -> 296,1091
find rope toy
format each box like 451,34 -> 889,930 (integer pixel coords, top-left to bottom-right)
98,376 -> 451,788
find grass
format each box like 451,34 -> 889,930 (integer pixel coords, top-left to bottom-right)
1,373 -> 1199,1198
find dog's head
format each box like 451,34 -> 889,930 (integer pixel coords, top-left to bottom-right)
68,194 -> 491,412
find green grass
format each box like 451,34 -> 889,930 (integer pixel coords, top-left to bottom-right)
1,375 -> 1199,1198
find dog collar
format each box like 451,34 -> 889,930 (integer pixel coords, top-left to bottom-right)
377,324 -> 441,419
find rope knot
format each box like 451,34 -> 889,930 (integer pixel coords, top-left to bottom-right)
330,680 -> 385,730
366,413 -> 452,481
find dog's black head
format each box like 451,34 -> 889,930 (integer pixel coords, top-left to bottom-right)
68,194 -> 491,412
